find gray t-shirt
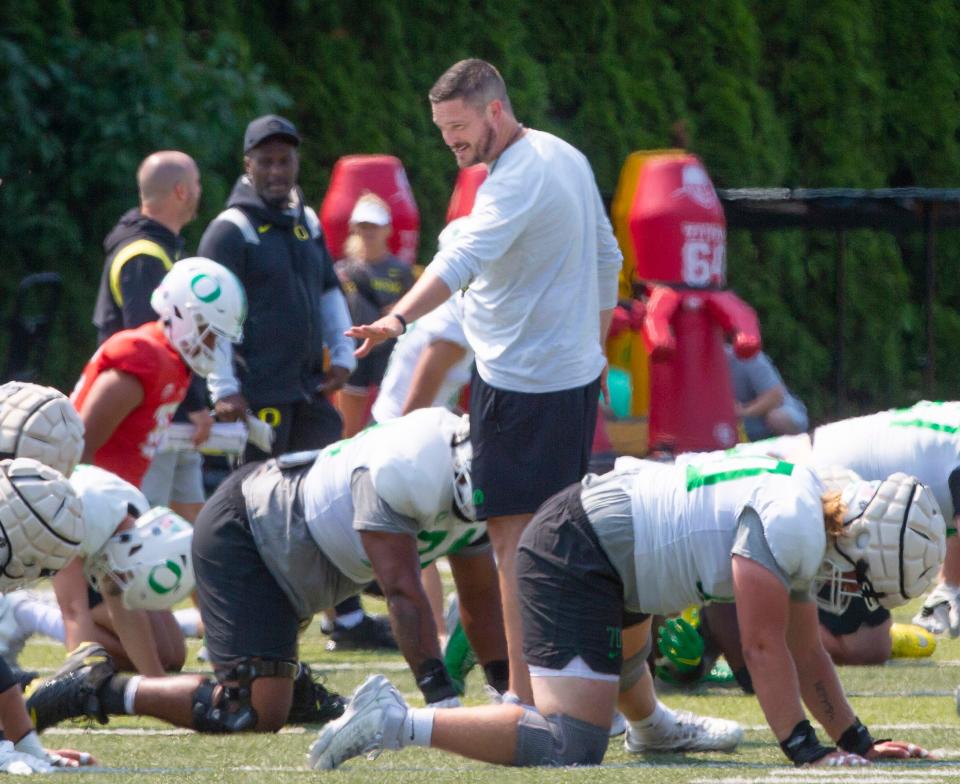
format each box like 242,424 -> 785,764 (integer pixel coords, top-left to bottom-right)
731,507 -> 814,602
727,347 -> 807,440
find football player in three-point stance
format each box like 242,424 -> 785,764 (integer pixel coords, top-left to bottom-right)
25,408 -> 508,735
716,400 -> 960,664
310,455 -> 941,769
0,381 -> 193,676
809,402 -> 960,642
0,381 -> 93,769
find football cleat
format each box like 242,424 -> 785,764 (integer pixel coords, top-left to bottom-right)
287,662 -> 346,725
625,706 -> 743,753
308,674 -> 407,770
25,643 -> 116,732
326,614 -> 397,652
890,623 -> 937,658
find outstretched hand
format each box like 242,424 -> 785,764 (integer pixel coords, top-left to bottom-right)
345,316 -> 404,358
48,748 -> 97,767
868,740 -> 936,760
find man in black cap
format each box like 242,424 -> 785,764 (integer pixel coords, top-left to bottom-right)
199,114 -> 355,457
197,115 -> 394,650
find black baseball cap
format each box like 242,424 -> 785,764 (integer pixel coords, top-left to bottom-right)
243,114 -> 301,153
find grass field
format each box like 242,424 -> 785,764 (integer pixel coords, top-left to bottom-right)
18,593 -> 960,783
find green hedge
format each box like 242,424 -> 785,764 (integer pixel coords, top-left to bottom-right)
2,0 -> 959,423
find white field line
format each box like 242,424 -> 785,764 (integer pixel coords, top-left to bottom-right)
38,723 -> 960,737
63,760 -> 960,776
844,690 -> 953,697
691,779 -> 938,784
766,768 -> 959,776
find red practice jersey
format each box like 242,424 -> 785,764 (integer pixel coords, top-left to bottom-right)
71,321 -> 190,487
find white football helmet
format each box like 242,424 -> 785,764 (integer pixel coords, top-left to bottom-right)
0,382 -> 84,477
815,473 -> 946,614
0,458 -> 84,590
150,257 -> 246,377
85,506 -> 195,610
451,414 -> 476,522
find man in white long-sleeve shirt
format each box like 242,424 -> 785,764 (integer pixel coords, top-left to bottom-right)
348,59 -> 622,701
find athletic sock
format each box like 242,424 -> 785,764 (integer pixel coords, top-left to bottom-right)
173,607 -> 202,638
13,599 -> 65,642
399,707 -> 435,747
99,674 -> 134,716
334,610 -> 364,629
629,701 -> 673,734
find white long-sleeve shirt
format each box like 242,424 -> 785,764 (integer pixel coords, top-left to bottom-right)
429,129 -> 622,393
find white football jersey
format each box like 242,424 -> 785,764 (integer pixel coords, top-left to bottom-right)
617,455 -> 826,615
813,401 -> 960,520
371,296 -> 473,423
301,408 -> 484,583
69,464 -> 149,558
677,434 -> 813,468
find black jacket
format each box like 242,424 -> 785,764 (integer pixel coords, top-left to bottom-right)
91,210 -> 206,417
93,209 -> 184,342
197,176 -> 343,405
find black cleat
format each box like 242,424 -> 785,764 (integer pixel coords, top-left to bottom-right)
326,614 -> 397,652
287,662 -> 346,725
25,642 -> 116,732
13,668 -> 39,692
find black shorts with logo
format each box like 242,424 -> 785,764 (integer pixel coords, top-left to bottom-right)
193,461 -> 300,677
518,483 -> 647,676
469,372 -> 600,519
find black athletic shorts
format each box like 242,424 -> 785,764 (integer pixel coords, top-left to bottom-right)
469,372 -> 600,519
345,341 -> 394,390
518,483 -> 647,676
818,596 -> 890,636
193,461 -> 299,678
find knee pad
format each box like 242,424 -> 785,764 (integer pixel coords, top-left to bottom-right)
619,625 -> 653,693
513,709 -> 609,766
191,659 -> 298,733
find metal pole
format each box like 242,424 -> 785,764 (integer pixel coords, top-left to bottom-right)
835,230 -> 846,416
924,204 -> 938,395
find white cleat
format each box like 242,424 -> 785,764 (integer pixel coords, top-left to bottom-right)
308,674 -> 408,770
624,708 -> 743,753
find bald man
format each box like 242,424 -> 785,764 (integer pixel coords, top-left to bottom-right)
93,151 -> 201,339
91,152 -> 211,521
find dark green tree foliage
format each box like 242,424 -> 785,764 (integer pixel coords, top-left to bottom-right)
2,0 -> 959,421
0,15 -> 286,385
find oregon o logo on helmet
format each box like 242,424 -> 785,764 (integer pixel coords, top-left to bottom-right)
190,273 -> 222,303
148,560 -> 183,594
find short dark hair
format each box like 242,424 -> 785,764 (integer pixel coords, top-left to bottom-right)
429,59 -> 512,112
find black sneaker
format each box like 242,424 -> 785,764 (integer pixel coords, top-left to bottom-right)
25,642 -> 116,732
326,614 -> 398,652
287,662 -> 347,725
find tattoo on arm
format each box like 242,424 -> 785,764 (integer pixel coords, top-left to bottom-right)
814,680 -> 835,723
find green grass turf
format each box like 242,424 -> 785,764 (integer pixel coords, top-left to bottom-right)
18,595 -> 960,782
